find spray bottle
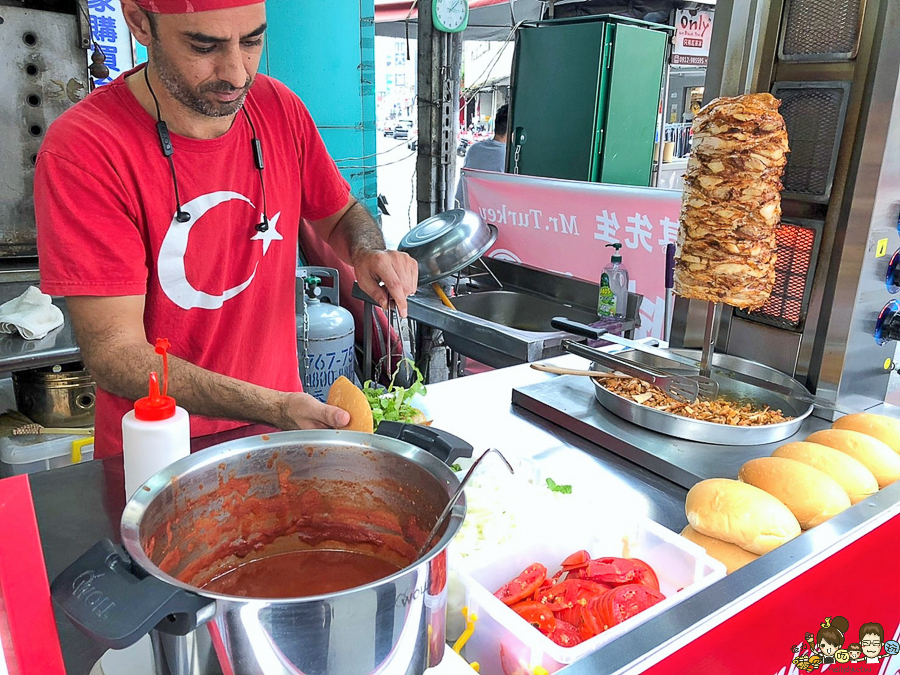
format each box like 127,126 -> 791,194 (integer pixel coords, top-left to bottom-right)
122,338 -> 190,500
598,243 -> 630,318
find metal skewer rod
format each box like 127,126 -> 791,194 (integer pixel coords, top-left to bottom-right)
700,301 -> 720,378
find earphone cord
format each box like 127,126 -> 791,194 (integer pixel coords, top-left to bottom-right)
242,107 -> 269,230
144,66 -> 187,220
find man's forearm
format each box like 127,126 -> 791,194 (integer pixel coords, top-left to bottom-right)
86,341 -> 288,428
328,201 -> 386,264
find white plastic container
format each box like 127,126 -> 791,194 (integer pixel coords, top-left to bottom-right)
0,434 -> 94,477
457,517 -> 726,674
123,339 -> 190,499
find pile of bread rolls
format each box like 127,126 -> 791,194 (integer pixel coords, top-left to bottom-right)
681,412 -> 900,574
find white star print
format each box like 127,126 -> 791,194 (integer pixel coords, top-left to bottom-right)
250,211 -> 283,255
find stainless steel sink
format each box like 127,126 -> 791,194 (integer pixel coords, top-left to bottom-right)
353,259 -> 642,372
449,290 -> 601,332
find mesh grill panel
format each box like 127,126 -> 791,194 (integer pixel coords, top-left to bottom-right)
781,0 -> 862,59
776,86 -> 846,199
739,223 -> 817,329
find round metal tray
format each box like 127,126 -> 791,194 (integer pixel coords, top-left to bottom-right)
591,349 -> 814,445
399,209 -> 498,285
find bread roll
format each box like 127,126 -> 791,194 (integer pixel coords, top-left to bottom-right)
680,525 -> 759,573
738,457 -> 849,529
806,429 -> 900,488
685,478 -> 800,555
832,413 -> 900,454
326,376 -> 374,433
772,442 -> 878,504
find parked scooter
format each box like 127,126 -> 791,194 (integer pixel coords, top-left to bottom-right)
457,138 -> 470,157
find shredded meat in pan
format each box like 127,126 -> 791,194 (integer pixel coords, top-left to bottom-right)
598,377 -> 791,426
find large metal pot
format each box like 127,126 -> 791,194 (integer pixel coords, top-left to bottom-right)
13,362 -> 96,427
52,425 -> 471,675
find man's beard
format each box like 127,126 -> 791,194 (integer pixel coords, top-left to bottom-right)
149,42 -> 253,118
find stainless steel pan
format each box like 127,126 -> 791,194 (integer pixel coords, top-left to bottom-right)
588,349 -> 814,445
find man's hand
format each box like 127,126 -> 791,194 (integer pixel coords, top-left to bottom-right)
309,197 -> 420,316
276,392 -> 351,430
353,249 -> 419,317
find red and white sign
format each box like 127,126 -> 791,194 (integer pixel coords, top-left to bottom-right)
673,8 -> 714,66
460,170 -> 682,339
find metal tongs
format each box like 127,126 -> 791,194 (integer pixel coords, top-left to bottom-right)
551,315 -> 843,411
379,298 -> 415,386
552,318 -> 719,400
563,340 -> 702,403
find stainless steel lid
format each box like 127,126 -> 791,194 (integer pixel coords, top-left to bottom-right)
399,209 -> 498,285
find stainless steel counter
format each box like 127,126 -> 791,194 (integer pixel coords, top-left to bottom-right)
0,282 -> 80,373
416,354 -> 688,531
29,355 -> 900,674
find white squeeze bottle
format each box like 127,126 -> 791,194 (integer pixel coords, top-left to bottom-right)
123,338 -> 190,500
598,243 -> 630,318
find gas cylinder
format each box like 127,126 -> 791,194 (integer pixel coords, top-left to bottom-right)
297,267 -> 356,402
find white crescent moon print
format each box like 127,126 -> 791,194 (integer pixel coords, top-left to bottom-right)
158,191 -> 282,310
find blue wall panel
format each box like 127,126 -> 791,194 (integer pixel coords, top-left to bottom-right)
263,1 -> 377,214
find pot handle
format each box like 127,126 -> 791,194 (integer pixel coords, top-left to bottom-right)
551,317 -> 608,339
375,422 -> 473,465
51,540 -> 215,650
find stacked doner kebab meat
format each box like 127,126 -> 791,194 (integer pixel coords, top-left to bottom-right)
674,93 -> 789,309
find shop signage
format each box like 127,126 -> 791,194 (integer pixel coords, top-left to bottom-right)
672,8 -> 714,66
85,0 -> 134,87
460,170 -> 682,339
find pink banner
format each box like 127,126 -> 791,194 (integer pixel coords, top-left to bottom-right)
460,170 -> 682,338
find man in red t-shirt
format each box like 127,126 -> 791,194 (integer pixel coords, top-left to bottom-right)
34,0 -> 418,458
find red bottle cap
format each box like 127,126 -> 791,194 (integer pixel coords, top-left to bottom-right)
134,338 -> 177,421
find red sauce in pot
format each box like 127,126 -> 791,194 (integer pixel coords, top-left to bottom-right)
201,549 -> 403,598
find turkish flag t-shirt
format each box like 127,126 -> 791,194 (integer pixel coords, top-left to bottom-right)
35,65 -> 350,458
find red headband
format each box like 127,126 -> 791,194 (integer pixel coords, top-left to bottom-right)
132,0 -> 263,13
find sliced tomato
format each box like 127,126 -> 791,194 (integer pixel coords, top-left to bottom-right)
534,582 -> 569,611
593,583 -> 665,630
628,558 -> 660,591
574,600 -> 606,641
548,579 -> 611,626
532,578 -> 554,603
560,550 -> 591,571
547,620 -> 582,648
494,563 -> 547,606
573,557 -> 647,586
511,600 -> 557,635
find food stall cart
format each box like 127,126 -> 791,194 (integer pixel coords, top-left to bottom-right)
4,0 -> 900,673
14,352 -> 900,674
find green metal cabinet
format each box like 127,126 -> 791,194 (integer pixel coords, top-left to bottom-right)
507,16 -> 670,187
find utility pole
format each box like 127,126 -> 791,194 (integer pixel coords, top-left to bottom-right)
415,3 -> 463,382
416,1 -> 462,223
